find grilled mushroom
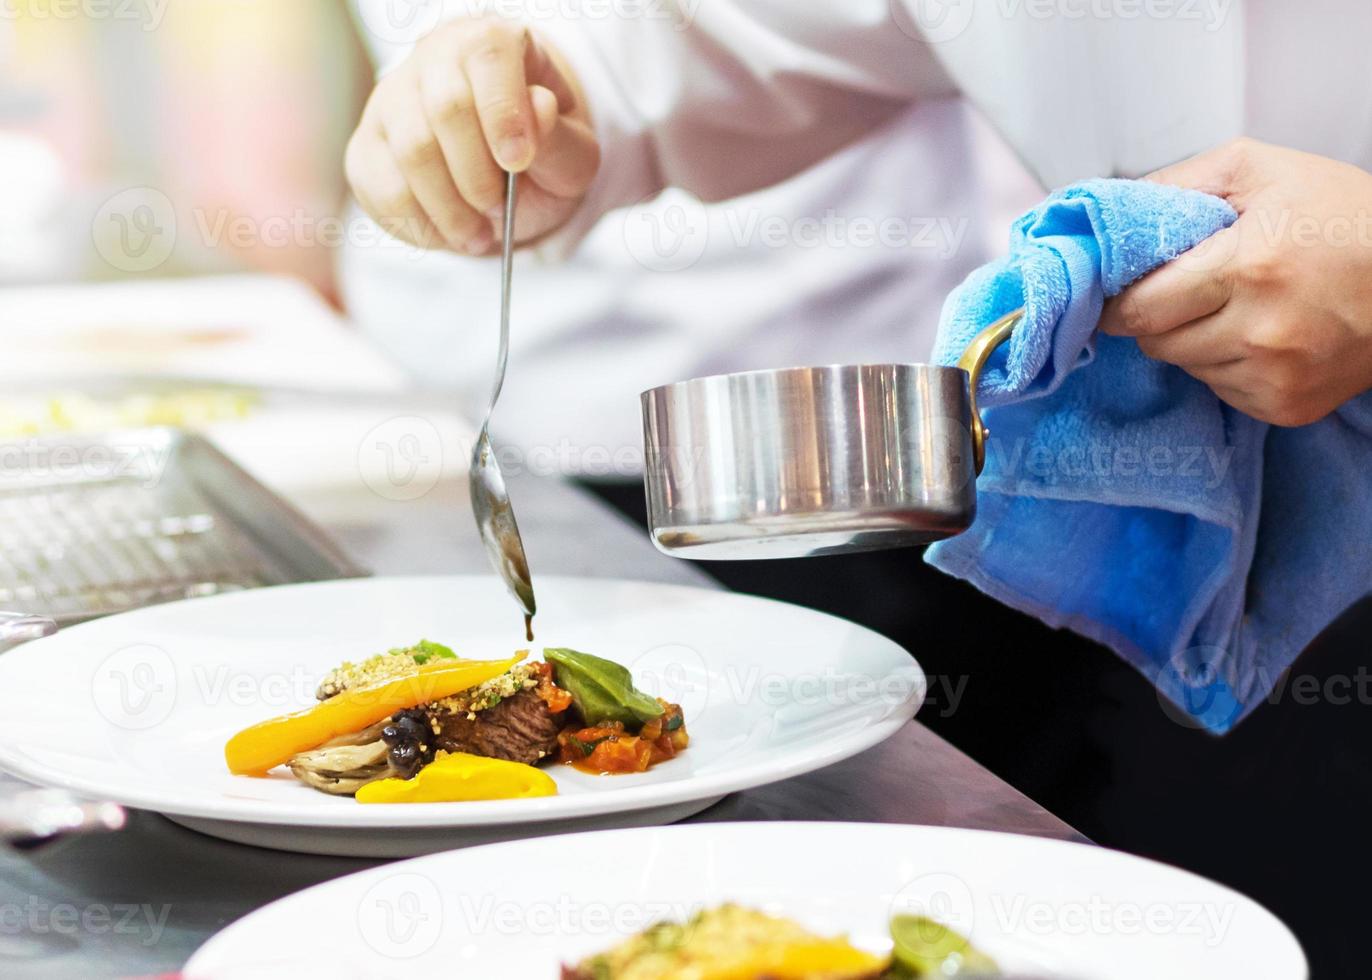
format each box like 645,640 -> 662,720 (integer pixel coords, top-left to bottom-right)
287,721 -> 392,795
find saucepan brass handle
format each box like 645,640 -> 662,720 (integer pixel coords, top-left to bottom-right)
955,307 -> 1023,475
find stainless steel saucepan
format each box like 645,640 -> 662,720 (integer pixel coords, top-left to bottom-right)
641,310 -> 1021,559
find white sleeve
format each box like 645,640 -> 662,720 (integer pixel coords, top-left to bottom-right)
534,1 -> 959,248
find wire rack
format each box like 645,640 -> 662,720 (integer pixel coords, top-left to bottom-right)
0,430 -> 362,624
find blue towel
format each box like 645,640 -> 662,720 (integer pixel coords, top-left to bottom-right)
927,178 -> 1372,733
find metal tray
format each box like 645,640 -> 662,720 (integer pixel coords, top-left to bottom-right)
0,427 -> 365,627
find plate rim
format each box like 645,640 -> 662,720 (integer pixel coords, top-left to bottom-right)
0,575 -> 925,828
184,819 -> 1309,977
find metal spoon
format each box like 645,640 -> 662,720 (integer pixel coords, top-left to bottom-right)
0,623 -> 126,850
1,786 -> 126,851
469,171 -> 537,640
0,611 -> 57,654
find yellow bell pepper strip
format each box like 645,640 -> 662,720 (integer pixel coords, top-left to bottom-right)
225,653 -> 525,776
356,751 -> 557,803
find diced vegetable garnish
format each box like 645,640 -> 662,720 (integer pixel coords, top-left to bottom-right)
557,702 -> 688,773
225,654 -> 525,776
533,661 -> 574,714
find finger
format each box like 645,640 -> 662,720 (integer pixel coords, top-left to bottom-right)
381,80 -> 492,253
1186,359 -> 1248,388
1099,228 -> 1238,337
1134,309 -> 1246,369
1206,382 -> 1259,416
488,89 -> 559,244
419,62 -> 507,218
344,125 -> 444,251
525,86 -> 600,200
1203,379 -> 1291,424
461,22 -> 541,171
1183,363 -> 1275,421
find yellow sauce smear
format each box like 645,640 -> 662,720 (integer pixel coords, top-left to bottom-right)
355,751 -> 557,803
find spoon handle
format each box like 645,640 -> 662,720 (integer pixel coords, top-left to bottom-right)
480,169 -> 518,431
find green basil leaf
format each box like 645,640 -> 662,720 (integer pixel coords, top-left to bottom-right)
545,648 -> 664,728
406,640 -> 457,665
888,915 -> 998,977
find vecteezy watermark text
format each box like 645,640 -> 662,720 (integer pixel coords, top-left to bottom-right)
0,439 -> 172,490
623,192 -> 973,272
0,898 -> 172,948
895,0 -> 1236,45
987,438 -> 1235,490
0,0 -> 169,30
355,0 -> 702,46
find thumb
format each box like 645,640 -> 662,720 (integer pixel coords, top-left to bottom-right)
530,84 -> 559,145
523,30 -> 578,114
526,84 -> 599,199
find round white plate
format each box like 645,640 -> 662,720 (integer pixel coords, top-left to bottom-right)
0,576 -> 923,856
184,821 -> 1307,979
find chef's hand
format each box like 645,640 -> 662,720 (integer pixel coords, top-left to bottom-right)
1100,138 -> 1372,426
345,18 -> 599,255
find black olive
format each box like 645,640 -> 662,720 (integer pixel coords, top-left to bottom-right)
381,725 -> 401,745
381,709 -> 436,778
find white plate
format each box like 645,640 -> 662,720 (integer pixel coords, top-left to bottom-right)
184,821 -> 1307,979
0,576 -> 923,856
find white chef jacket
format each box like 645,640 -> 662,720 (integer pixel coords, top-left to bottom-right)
343,0 -> 1372,477
540,0 -> 1372,226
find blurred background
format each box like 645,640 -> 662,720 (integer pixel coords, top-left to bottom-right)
0,0 -> 368,297
0,1 -> 426,470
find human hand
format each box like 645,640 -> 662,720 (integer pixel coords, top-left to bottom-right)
345,18 -> 599,255
1100,138 -> 1372,426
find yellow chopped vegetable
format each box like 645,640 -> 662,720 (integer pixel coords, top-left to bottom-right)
356,751 -> 557,803
572,904 -> 885,980
225,654 -> 525,776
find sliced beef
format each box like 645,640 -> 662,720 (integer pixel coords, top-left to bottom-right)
432,689 -> 562,765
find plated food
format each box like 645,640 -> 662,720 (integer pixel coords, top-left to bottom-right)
0,575 -> 924,855
563,904 -> 996,980
225,642 -> 689,802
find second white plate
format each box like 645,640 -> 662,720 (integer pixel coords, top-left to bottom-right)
185,821 -> 1307,979
0,576 -> 923,855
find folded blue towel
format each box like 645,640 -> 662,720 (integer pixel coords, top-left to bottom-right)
927,178 -> 1372,733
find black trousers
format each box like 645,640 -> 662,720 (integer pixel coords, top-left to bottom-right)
584,479 -> 1368,978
